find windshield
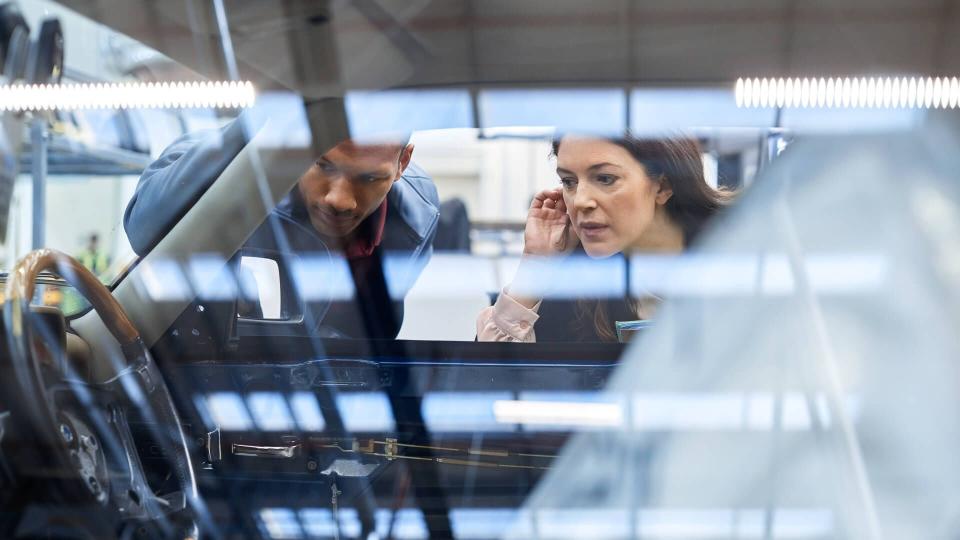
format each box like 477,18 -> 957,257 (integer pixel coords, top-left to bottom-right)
2,1 -> 957,539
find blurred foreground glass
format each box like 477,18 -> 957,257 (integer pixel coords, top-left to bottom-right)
509,119 -> 960,538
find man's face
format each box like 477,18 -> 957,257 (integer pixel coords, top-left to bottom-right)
298,140 -> 413,238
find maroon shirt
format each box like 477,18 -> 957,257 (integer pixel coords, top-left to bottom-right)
344,200 -> 387,259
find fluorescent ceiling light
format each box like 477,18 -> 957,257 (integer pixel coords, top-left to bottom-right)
736,77 -> 960,109
0,80 -> 255,111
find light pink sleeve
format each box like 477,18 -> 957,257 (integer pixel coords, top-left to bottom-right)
476,288 -> 541,342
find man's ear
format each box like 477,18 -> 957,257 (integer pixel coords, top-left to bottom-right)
655,176 -> 674,205
396,144 -> 414,178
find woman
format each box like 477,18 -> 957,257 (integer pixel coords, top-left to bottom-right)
477,134 -> 731,342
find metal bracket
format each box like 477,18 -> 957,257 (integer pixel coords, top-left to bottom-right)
231,443 -> 299,459
206,426 -> 221,463
383,437 -> 398,460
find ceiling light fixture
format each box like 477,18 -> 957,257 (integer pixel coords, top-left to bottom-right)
0,80 -> 256,112
735,77 -> 960,109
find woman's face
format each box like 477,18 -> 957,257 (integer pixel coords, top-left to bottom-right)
556,137 -> 672,258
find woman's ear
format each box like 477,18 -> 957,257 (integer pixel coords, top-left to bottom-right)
655,176 -> 674,205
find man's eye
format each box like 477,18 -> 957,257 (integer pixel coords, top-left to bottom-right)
316,161 -> 337,173
353,174 -> 386,184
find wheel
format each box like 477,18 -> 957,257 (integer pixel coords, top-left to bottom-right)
3,249 -> 199,539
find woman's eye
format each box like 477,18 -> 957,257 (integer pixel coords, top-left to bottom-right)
560,177 -> 577,189
595,174 -> 618,186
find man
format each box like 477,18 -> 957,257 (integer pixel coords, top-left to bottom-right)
124,115 -> 439,338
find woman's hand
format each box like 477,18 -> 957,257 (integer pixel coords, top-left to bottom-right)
508,188 -> 579,310
522,188 -> 579,257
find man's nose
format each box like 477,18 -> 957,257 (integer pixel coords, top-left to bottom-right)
323,179 -> 357,213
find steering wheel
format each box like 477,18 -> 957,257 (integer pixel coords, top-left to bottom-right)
3,249 -> 199,538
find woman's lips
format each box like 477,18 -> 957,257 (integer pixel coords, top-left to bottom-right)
578,222 -> 609,240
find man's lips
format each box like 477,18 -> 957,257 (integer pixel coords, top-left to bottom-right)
312,207 -> 356,228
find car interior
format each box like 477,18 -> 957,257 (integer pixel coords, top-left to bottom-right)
4,1 -> 960,539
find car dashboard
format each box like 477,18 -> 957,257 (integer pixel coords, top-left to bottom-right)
150,339 -> 625,539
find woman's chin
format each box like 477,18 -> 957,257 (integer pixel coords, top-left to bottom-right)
581,241 -> 620,259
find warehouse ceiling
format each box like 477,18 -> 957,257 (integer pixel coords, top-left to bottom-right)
55,0 -> 960,98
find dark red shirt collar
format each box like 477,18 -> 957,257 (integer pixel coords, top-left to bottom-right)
345,199 -> 388,259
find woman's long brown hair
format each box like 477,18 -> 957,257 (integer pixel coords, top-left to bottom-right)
552,134 -> 733,341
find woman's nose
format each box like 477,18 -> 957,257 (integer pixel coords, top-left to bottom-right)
573,184 -> 598,210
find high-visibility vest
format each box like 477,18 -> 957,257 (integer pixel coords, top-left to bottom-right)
77,249 -> 109,276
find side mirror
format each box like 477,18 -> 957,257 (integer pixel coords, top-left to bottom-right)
236,250 -> 303,323
146,250 -> 308,355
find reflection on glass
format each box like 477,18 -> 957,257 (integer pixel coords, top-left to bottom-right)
422,392 -> 514,432
335,392 -> 396,432
260,507 -> 433,540
346,90 -> 474,141
202,392 -> 254,431
259,508 -> 304,539
480,88 -> 626,135
289,391 -> 326,432
247,392 -> 296,431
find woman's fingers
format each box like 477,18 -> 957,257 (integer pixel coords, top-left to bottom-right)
523,188 -> 574,257
546,190 -> 568,214
531,188 -> 563,208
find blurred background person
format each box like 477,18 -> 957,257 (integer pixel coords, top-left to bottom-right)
76,232 -> 109,278
433,197 -> 472,253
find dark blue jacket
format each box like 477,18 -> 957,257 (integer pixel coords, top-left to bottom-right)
123,117 -> 440,337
